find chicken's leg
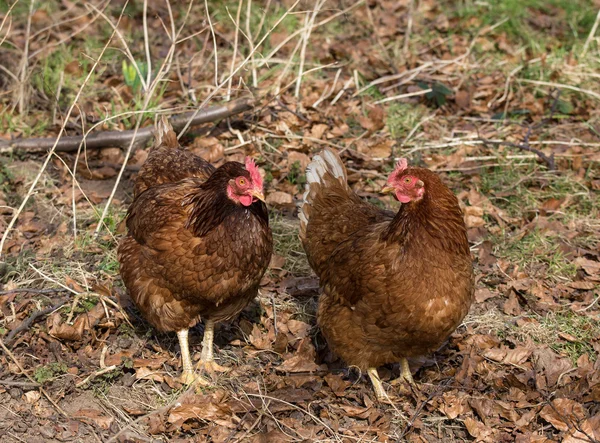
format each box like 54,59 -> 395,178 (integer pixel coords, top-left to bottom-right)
390,358 -> 415,386
177,329 -> 209,385
197,319 -> 228,374
367,367 -> 388,402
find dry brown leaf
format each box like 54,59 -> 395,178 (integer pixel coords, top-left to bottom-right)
455,90 -> 471,109
464,417 -> 494,441
562,414 -> 600,443
277,338 -> 321,373
503,291 -> 522,315
475,288 -> 497,303
24,390 -> 41,404
248,323 -> 273,350
324,373 -> 350,397
135,367 -> 164,382
438,391 -> 471,419
74,409 -> 114,430
286,319 -> 311,339
534,347 -> 573,388
311,123 -> 329,139
167,392 -> 232,427
266,191 -> 294,208
574,257 -> 600,276
539,399 -> 587,432
288,151 -> 311,170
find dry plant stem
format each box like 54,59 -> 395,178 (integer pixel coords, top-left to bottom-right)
177,0 -> 301,139
16,0 -> 34,115
373,88 -> 431,105
0,288 -> 67,295
142,0 -> 151,90
75,365 -> 118,388
581,9 -> 600,57
5,299 -> 68,346
0,0 -> 19,47
403,0 -> 415,57
295,1 -> 324,98
519,79 -> 600,101
226,0 -> 243,101
0,1 -> 129,259
0,380 -> 40,388
0,98 -> 254,155
205,0 -> 219,87
0,338 -> 68,417
86,3 -> 147,92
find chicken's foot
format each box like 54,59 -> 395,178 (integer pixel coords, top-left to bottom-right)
367,367 -> 389,402
197,319 -> 229,374
390,358 -> 416,386
177,329 -> 210,385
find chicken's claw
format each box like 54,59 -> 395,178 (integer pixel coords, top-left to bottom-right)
390,358 -> 416,387
179,370 -> 211,387
196,360 -> 230,375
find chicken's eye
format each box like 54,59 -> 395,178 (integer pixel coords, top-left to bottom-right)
404,177 -> 412,184
238,178 -> 246,186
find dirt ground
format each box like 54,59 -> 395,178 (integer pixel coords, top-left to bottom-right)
0,0 -> 599,442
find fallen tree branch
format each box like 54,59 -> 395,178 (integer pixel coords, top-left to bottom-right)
5,298 -> 68,346
0,97 -> 255,155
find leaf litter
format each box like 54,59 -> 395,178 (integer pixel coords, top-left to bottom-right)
0,0 -> 599,442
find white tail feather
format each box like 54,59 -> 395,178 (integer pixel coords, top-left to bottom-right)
298,149 -> 346,227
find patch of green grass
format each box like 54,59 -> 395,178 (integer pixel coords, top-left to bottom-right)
287,161 -> 306,186
446,0 -> 598,52
270,213 -> 311,276
386,102 -> 427,140
98,250 -> 119,274
540,311 -> 599,363
493,228 -> 577,279
480,166 -> 597,219
34,362 -> 68,384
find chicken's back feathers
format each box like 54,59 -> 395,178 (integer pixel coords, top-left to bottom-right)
299,149 -> 393,274
133,117 -> 215,197
300,150 -> 474,370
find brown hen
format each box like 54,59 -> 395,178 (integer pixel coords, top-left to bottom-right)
299,149 -> 473,400
118,119 -> 272,384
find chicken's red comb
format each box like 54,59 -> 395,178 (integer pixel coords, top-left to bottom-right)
395,158 -> 408,172
387,158 -> 409,184
245,157 -> 263,190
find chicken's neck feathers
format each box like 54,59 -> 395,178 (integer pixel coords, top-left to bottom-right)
382,192 -> 469,256
183,184 -> 268,238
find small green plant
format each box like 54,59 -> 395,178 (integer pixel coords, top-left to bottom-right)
34,362 -> 68,384
287,161 -> 306,186
122,60 -> 149,92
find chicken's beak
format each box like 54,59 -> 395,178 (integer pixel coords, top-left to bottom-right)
381,185 -> 395,195
251,189 -> 266,202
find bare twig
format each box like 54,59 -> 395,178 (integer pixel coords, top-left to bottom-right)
15,0 -> 34,114
0,288 -> 69,296
581,9 -> 600,57
0,379 -> 40,388
5,299 -> 68,346
0,98 -> 254,155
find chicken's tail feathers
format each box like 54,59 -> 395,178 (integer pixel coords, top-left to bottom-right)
299,148 -> 348,234
153,115 -> 179,150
